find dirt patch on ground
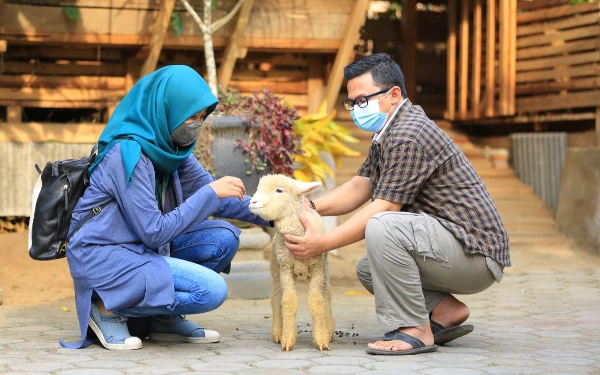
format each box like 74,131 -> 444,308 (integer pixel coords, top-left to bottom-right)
0,232 -> 74,307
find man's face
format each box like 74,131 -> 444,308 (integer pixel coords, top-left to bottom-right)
346,72 -> 400,114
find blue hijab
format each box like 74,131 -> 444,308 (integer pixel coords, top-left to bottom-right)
89,65 -> 218,184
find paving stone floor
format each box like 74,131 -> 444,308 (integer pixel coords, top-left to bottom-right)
1,269 -> 599,375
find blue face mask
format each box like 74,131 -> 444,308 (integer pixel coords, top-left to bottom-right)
350,91 -> 392,133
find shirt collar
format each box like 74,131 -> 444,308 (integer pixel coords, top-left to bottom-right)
373,98 -> 408,142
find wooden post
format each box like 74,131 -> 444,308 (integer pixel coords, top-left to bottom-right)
459,0 -> 470,119
0,40 -> 6,53
139,0 -> 177,78
471,0 -> 482,118
323,0 -> 370,113
7,106 -> 22,124
217,0 -> 254,89
499,0 -> 510,115
596,107 -> 600,146
446,0 -> 457,120
308,55 -> 325,113
125,58 -> 137,91
485,0 -> 496,117
509,0 -> 517,115
402,0 -> 418,102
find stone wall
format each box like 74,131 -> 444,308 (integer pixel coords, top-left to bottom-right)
556,147 -> 600,255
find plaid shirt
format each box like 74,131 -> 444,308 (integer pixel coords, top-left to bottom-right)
357,100 -> 511,266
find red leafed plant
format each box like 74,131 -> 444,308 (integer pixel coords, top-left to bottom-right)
215,87 -> 302,176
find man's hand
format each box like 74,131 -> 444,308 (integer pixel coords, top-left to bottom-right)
208,176 -> 246,200
284,216 -> 325,260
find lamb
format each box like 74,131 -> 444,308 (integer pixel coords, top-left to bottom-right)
249,174 -> 335,351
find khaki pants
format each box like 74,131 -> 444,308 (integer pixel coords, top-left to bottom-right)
356,212 -> 499,328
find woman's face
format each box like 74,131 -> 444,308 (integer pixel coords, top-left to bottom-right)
184,109 -> 208,124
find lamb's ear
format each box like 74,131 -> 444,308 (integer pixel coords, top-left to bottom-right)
295,181 -> 322,195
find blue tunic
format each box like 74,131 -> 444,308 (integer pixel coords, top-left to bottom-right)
60,143 -> 268,348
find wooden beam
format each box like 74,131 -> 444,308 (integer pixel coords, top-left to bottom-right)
509,0 -> 516,115
2,32 -> 342,52
6,106 -> 22,124
516,90 -> 600,112
471,0 -> 482,117
484,0 -> 495,118
499,0 -> 509,115
323,0 -> 370,113
518,11 -> 598,37
459,0 -> 469,118
516,77 -> 600,95
0,122 -> 104,143
139,0 -> 177,78
517,2 -> 598,24
0,75 -> 126,90
218,0 -> 254,89
307,55 -> 324,113
402,0 -> 418,102
518,25 -> 600,49
446,0 -> 457,120
518,39 -> 600,60
0,87 -> 125,101
517,64 -> 600,83
517,51 -> 600,72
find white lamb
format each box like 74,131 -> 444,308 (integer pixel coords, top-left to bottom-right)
249,174 -> 335,351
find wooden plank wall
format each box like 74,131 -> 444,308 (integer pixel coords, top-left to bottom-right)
515,1 -> 600,114
446,0 -> 518,121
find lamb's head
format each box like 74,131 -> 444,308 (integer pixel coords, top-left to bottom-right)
248,174 -> 321,221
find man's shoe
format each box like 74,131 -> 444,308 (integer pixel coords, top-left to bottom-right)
148,315 -> 220,343
89,300 -> 142,350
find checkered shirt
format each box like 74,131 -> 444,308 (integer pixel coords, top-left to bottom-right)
357,100 -> 511,266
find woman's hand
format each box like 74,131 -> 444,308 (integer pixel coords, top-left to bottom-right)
209,176 -> 246,200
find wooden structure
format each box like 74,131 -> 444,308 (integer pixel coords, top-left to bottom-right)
445,0 -> 600,136
0,0 -> 369,139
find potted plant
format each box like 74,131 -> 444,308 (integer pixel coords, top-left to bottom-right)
194,87 -> 301,196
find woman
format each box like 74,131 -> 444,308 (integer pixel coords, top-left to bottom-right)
60,65 -> 270,350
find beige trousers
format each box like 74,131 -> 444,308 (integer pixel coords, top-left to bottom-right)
356,212 -> 498,328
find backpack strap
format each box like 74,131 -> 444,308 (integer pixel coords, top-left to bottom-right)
66,201 -> 111,242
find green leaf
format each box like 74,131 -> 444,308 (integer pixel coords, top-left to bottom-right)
62,6 -> 81,21
246,171 -> 252,175
212,0 -> 218,8
170,12 -> 184,37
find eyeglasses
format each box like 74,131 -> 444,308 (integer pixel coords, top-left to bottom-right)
342,88 -> 391,111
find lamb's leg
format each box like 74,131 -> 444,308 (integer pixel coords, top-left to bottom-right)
308,267 -> 330,351
270,251 -> 283,344
322,255 -> 335,342
280,266 -> 298,351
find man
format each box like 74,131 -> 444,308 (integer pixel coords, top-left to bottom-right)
284,53 -> 509,355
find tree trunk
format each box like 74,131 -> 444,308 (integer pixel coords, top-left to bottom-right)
203,0 -> 218,96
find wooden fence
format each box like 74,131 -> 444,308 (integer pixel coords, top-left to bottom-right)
445,0 -> 518,121
516,1 -> 600,115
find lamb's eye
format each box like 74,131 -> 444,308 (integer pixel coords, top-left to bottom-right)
275,188 -> 284,193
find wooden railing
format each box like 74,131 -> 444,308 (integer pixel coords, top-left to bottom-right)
445,0 -> 517,121
516,1 -> 600,115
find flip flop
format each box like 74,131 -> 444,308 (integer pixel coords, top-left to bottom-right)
365,330 -> 438,356
430,319 -> 474,345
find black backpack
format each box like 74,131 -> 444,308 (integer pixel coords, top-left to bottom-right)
29,145 -> 110,261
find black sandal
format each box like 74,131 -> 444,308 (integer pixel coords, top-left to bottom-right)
365,330 -> 438,355
431,319 -> 474,345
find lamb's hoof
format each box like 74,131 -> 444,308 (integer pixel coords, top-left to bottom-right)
273,336 -> 281,344
280,338 -> 296,351
316,342 -> 330,351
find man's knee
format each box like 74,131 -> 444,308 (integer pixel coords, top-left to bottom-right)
356,256 -> 374,294
365,213 -> 411,255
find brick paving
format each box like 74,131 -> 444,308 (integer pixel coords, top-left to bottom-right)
1,268 -> 599,375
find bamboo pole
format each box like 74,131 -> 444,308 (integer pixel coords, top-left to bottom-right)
447,0 -> 457,120
139,0 -> 177,78
509,0 -> 517,115
217,0 -> 254,89
499,0 -> 510,115
472,0 -> 482,118
459,0 -> 470,118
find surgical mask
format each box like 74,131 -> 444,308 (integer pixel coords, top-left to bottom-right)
170,120 -> 202,147
351,91 -> 392,133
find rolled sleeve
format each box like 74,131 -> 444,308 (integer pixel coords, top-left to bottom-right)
373,142 -> 431,204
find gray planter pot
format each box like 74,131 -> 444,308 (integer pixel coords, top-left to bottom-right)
204,116 -> 268,196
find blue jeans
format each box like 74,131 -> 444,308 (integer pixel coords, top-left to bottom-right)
115,225 -> 239,318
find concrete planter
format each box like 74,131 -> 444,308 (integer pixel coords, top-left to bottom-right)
205,116 -> 268,196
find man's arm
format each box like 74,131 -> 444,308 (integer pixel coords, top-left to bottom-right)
285,198 -> 402,260
311,176 -> 372,217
